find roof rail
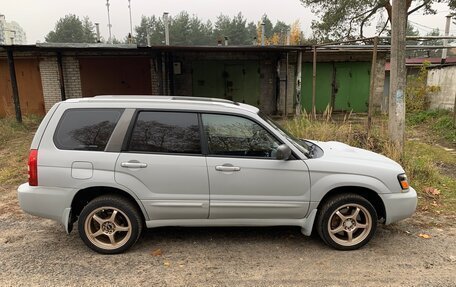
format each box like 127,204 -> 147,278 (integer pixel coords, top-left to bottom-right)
171,96 -> 240,105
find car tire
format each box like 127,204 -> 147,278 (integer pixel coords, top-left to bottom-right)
78,195 -> 143,254
316,193 -> 377,250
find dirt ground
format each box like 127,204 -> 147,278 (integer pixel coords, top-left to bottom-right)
1,186 -> 455,287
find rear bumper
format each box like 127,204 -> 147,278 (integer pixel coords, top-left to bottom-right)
380,187 -> 418,224
17,183 -> 74,228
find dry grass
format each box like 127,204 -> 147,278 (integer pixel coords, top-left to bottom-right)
283,110 -> 456,214
0,116 -> 41,186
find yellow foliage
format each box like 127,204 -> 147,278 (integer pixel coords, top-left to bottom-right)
255,19 -> 302,45
267,33 -> 281,45
290,20 -> 301,45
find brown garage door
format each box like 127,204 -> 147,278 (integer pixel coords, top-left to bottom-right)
79,57 -> 152,97
0,58 -> 45,117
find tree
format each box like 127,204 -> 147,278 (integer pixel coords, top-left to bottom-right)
214,12 -> 252,45
256,15 -> 289,45
135,13 -> 213,46
290,20 -> 302,44
300,0 -> 456,41
82,16 -> 97,43
45,14 -> 96,43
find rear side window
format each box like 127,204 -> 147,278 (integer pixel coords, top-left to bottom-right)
128,111 -> 201,154
54,109 -> 123,151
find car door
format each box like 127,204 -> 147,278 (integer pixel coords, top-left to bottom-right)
202,113 -> 311,219
115,111 -> 209,220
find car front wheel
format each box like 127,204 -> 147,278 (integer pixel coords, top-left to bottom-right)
78,195 -> 143,254
316,193 -> 377,250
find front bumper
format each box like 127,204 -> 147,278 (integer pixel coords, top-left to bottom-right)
380,186 -> 418,224
17,183 -> 74,230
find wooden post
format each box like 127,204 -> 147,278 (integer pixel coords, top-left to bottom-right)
284,52 -> 289,118
312,46 -> 317,119
57,52 -> 67,101
6,49 -> 22,123
367,36 -> 379,137
295,51 -> 303,115
388,0 -> 407,153
453,91 -> 456,127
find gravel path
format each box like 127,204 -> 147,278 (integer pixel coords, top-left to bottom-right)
1,187 -> 455,287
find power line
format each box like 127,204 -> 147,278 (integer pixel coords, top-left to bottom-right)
408,20 -> 438,31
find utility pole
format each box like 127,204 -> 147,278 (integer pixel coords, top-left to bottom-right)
106,0 -> 112,44
441,14 -> 452,62
261,22 -> 265,46
367,36 -> 379,137
6,49 -> 22,123
388,0 -> 407,153
128,0 -> 133,37
163,12 -> 170,45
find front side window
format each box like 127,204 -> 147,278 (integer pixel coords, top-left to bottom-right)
54,108 -> 123,151
202,114 -> 280,158
128,111 -> 201,154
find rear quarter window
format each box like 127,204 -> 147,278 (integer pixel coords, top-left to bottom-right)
54,108 -> 123,151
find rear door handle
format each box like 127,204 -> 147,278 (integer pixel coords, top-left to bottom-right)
215,165 -> 241,172
121,162 -> 148,168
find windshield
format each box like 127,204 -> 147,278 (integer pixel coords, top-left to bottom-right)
258,113 -> 313,157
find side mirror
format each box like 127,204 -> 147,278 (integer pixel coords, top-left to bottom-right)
276,144 -> 291,160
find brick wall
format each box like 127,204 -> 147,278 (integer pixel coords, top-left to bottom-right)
62,57 -> 82,99
150,58 -> 161,94
39,57 -> 61,111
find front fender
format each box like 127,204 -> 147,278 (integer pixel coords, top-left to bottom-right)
310,172 -> 390,202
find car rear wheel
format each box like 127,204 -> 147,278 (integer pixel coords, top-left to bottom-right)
78,195 -> 143,254
317,193 -> 377,250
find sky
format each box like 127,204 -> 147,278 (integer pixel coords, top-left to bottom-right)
1,0 -> 455,44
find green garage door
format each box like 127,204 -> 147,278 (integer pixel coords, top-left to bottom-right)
192,61 -> 260,106
301,63 -> 333,113
301,62 -> 371,113
334,62 -> 370,112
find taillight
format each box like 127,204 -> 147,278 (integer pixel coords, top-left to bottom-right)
28,149 -> 38,186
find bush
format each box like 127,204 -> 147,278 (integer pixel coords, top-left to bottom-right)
406,62 -> 440,113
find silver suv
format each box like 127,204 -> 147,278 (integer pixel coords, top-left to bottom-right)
18,96 -> 417,254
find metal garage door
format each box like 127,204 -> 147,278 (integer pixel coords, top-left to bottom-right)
0,58 -> 45,117
301,62 -> 371,113
79,57 -> 152,97
192,60 -> 260,106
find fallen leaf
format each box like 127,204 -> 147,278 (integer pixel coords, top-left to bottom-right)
424,187 -> 440,196
151,249 -> 162,256
163,261 -> 170,267
418,233 -> 432,239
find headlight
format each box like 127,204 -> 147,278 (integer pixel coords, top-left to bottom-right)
397,173 -> 409,191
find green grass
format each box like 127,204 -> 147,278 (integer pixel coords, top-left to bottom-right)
0,116 -> 42,185
407,110 -> 456,145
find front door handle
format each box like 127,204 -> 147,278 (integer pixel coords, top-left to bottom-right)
215,165 -> 241,172
121,162 -> 148,168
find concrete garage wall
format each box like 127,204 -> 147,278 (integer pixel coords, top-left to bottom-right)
427,66 -> 456,110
